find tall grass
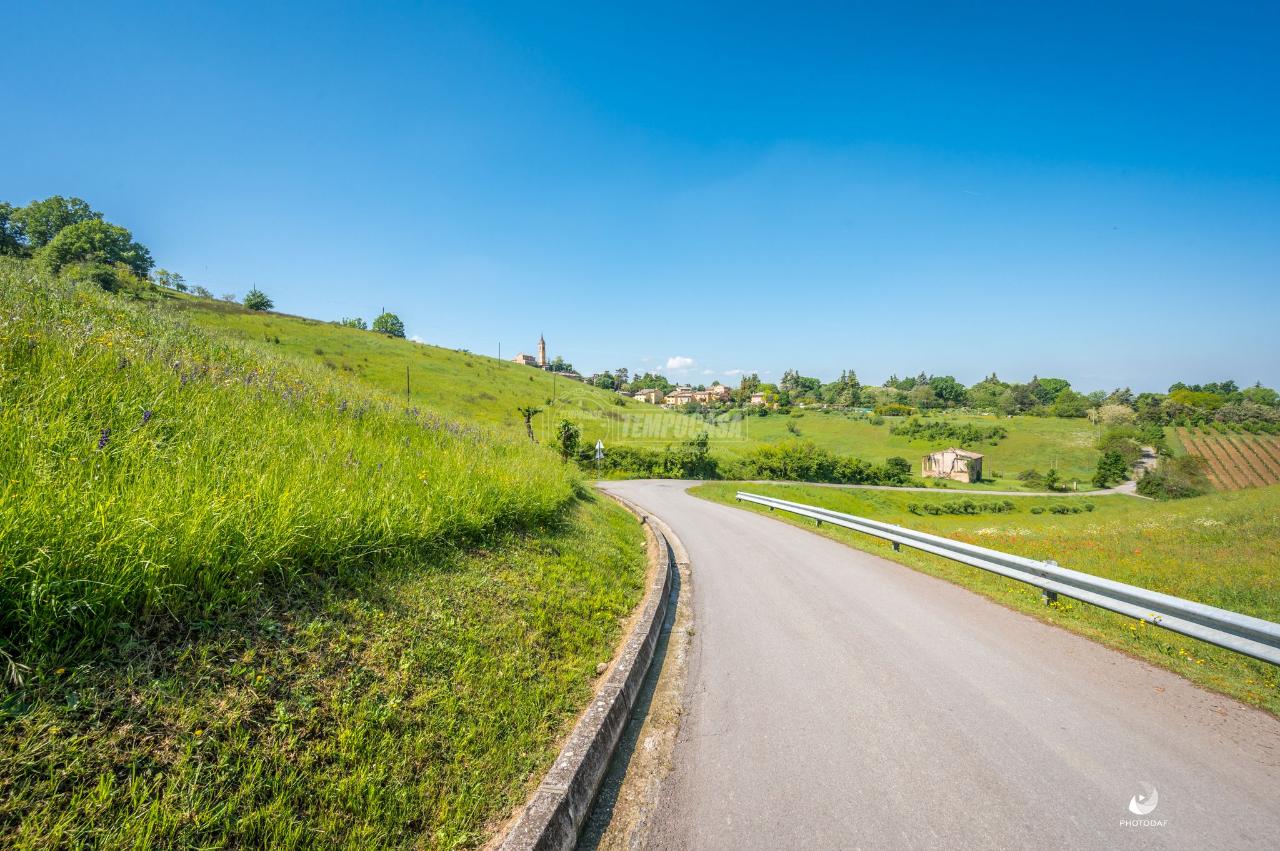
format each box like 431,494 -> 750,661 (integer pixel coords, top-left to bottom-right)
0,259 -> 579,666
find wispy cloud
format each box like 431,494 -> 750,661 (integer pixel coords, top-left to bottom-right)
666,355 -> 695,370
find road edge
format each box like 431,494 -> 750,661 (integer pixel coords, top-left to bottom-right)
496,490 -> 678,851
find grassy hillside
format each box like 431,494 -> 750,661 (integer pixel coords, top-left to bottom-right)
164,293 -> 653,435
693,481 -> 1280,715
0,260 -> 646,848
168,296 -> 1102,486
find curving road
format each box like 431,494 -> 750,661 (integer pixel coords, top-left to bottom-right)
596,479 -> 1280,850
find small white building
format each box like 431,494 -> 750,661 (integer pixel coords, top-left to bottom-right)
922,448 -> 984,483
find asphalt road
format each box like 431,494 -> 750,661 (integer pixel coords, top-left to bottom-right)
597,479 -> 1280,850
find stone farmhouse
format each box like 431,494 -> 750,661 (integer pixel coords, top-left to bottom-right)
921,447 -> 984,483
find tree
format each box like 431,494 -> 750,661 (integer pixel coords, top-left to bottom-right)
928,375 -> 967,407
517,406 -> 542,442
243,288 -> 273,311
192,285 -> 213,299
14,196 -> 102,248
967,374 -> 1009,411
1092,451 -> 1130,488
1044,468 -> 1062,491
154,269 -> 188,291
556,419 -> 581,460
1029,377 -> 1071,406
0,203 -> 25,255
1050,389 -> 1089,418
547,355 -> 575,373
372,311 -> 406,338
882,456 -> 912,484
338,317 -> 367,329
39,219 -> 153,278
221,292 -> 238,303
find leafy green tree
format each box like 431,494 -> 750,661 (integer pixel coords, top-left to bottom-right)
547,355 -> 575,373
967,374 -> 1009,411
153,269 -> 187,291
192,285 -> 213,299
882,456 -> 912,483
338,317 -> 367,329
14,196 -> 102,248
556,419 -> 581,460
0,203 -> 25,255
1050,389 -> 1089,418
243,288 -> 274,311
1030,377 -> 1071,405
928,375 -> 967,407
1092,450 -> 1130,488
1043,468 -> 1063,491
372,311 -> 406,338
39,219 -> 153,278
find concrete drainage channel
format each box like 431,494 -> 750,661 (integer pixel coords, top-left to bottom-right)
497,494 -> 684,851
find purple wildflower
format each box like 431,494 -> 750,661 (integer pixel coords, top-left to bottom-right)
97,428 -> 111,450
141,410 -> 153,425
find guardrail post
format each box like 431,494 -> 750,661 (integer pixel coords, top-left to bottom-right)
1041,560 -> 1059,605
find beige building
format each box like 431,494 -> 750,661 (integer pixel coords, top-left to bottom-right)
663,388 -> 696,407
922,448 -> 984,483
633,388 -> 665,404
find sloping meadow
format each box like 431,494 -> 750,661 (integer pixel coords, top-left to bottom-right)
0,260 -> 579,667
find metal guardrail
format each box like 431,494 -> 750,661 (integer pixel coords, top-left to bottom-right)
736,491 -> 1280,667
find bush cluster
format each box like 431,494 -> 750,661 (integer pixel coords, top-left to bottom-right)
907,499 -> 1016,516
889,418 -> 1008,445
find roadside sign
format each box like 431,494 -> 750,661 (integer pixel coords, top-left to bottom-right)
594,439 -> 605,460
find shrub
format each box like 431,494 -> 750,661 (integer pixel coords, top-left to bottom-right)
868,415 -> 885,426
1030,506 -> 1045,514
874,403 -> 915,417
1137,456 -> 1211,500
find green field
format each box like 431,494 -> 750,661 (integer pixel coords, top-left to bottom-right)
692,481 -> 1280,716
169,296 -> 1103,487
711,410 -> 1101,488
0,261 -> 645,848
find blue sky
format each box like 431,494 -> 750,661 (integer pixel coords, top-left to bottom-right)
6,1 -> 1278,391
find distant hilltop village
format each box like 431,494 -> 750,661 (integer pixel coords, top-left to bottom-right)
510,335 -> 584,381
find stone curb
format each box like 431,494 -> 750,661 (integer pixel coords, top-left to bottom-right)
497,493 -> 678,851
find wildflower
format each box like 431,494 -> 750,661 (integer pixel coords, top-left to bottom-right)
97,428 -> 111,450
194,729 -> 204,736
55,667 -> 65,675
141,409 -> 153,425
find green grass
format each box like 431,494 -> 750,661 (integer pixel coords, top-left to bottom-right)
0,260 -> 647,847
692,481 -> 1280,715
1,493 -> 645,849
1,263 -> 578,663
167,297 -> 1101,486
